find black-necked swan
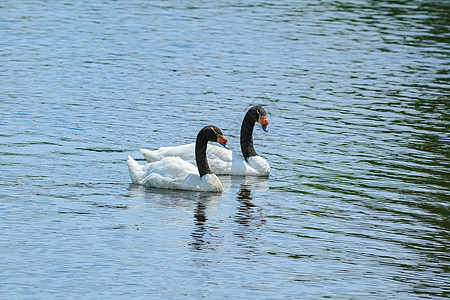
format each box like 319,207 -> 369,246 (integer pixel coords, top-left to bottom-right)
127,125 -> 230,192
140,106 -> 270,176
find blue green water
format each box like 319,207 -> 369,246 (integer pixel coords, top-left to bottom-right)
1,1 -> 449,299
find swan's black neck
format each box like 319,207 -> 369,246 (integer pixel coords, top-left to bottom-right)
195,129 -> 213,178
240,108 -> 259,160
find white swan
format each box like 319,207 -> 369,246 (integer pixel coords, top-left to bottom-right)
127,125 -> 230,192
140,106 -> 270,176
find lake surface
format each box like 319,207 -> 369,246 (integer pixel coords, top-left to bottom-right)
1,0 -> 449,299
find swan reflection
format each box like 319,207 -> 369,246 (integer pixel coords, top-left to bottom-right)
190,197 -> 208,251
127,178 -> 268,253
189,194 -> 223,251
235,184 -> 266,231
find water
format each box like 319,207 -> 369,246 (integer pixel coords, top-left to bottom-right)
1,0 -> 449,299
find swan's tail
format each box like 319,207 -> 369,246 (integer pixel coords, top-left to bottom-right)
140,148 -> 163,162
127,155 -> 146,184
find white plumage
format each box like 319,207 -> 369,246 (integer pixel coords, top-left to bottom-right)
140,106 -> 270,176
140,143 -> 270,176
127,156 -> 223,192
127,125 -> 228,192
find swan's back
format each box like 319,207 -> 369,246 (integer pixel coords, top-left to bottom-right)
141,143 -> 196,163
140,144 -> 268,176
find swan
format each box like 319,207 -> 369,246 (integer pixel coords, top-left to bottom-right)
140,106 -> 270,176
127,125 -> 229,192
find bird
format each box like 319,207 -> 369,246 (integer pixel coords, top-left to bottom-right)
127,125 -> 230,192
140,106 -> 270,176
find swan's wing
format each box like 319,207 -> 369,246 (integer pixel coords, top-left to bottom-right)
140,143 -> 265,176
142,143 -> 238,174
140,148 -> 163,162
206,144 -> 259,175
143,157 -> 202,190
146,156 -> 197,179
206,144 -> 233,174
141,143 -> 196,163
142,157 -> 223,191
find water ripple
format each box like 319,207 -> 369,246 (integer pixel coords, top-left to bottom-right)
1,0 -> 449,299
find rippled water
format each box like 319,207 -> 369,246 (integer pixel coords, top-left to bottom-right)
1,0 -> 449,299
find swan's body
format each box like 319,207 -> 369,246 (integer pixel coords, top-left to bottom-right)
141,143 -> 269,176
127,156 -> 223,192
127,126 -> 229,192
141,106 -> 270,176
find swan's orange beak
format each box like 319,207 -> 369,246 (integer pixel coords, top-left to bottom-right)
259,115 -> 269,132
217,135 -> 230,150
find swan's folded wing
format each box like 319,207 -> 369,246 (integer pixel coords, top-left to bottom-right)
140,148 -> 164,162
182,173 -> 202,191
143,157 -> 200,190
141,143 -> 196,163
146,157 -> 197,178
206,144 -> 259,175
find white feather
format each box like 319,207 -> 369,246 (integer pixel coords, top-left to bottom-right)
140,143 -> 270,176
127,155 -> 223,192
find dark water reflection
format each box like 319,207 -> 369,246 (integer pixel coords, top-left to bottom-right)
1,0 -> 449,298
234,184 -> 266,248
190,195 -> 220,252
189,179 -> 268,252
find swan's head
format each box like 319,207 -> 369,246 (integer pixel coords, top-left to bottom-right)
251,106 -> 269,132
206,125 -> 230,150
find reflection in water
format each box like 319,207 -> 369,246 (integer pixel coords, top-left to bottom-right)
189,178 -> 269,252
127,183 -> 147,199
2,0 -> 449,297
127,184 -> 223,251
234,184 -> 266,252
190,198 -> 208,251
189,194 -> 223,252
